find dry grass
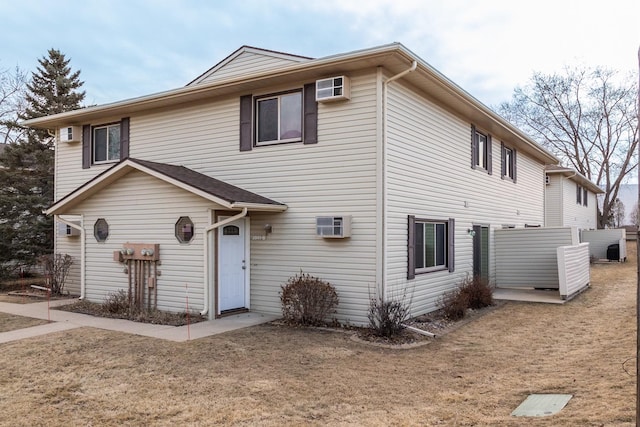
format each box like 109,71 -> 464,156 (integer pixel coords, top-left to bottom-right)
0,243 -> 637,426
0,312 -> 48,332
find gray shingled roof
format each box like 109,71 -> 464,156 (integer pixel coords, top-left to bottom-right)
46,158 -> 286,215
130,158 -> 284,206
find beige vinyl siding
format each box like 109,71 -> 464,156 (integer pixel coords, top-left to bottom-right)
384,81 -> 546,316
545,174 -> 563,226
197,51 -> 307,85
129,71 -> 379,324
67,170 -> 215,313
563,181 -> 597,230
54,115 -> 126,199
54,215 -> 82,296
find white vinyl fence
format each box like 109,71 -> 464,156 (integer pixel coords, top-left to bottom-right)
581,229 -> 626,261
557,243 -> 590,299
495,227 -> 579,289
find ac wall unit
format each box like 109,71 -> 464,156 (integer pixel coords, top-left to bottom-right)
316,216 -> 351,238
57,222 -> 81,237
315,76 -> 350,102
59,126 -> 82,143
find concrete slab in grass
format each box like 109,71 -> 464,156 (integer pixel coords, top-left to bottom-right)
511,394 -> 573,417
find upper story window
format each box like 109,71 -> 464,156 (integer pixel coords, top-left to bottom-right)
577,185 -> 588,206
82,117 -> 129,169
576,184 -> 583,205
501,143 -> 517,182
93,124 -> 121,163
256,91 -> 302,145
471,125 -> 492,174
239,83 -> 317,151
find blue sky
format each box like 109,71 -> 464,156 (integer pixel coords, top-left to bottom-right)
2,0 -> 639,108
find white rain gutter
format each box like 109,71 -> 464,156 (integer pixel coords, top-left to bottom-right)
54,215 -> 85,299
382,60 -> 417,300
201,207 -> 248,316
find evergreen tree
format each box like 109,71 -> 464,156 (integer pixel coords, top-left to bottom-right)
0,49 -> 84,277
23,49 -> 85,140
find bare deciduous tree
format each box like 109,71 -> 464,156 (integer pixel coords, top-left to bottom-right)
609,198 -> 626,228
0,64 -> 28,145
498,66 -> 639,228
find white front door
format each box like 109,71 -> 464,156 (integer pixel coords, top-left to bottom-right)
218,218 -> 247,312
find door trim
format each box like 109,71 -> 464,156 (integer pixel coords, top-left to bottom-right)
215,214 -> 250,317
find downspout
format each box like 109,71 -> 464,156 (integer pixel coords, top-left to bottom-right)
382,60 -> 417,300
201,207 -> 248,316
54,215 -> 85,299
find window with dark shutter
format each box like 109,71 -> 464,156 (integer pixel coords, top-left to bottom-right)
303,83 -> 317,145
239,84 -> 318,151
82,125 -> 91,169
239,94 -> 253,151
471,124 -> 491,174
82,118 -> 130,167
120,117 -> 130,160
409,216 -> 455,277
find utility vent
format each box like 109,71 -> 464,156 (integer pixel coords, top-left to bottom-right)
58,221 -> 81,237
316,216 -> 351,238
316,76 -> 350,102
59,126 -> 82,143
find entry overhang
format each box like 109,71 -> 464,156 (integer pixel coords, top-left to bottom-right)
45,158 -> 288,215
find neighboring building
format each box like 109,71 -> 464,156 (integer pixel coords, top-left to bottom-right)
25,43 -> 561,324
545,165 -> 603,231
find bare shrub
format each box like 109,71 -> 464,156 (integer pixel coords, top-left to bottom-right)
104,289 -> 132,314
368,298 -> 411,337
39,253 -> 73,295
461,276 -> 493,309
439,276 -> 493,320
439,288 -> 469,321
280,271 -> 339,326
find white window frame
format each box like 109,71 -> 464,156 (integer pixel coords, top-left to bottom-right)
93,123 -> 120,164
414,219 -> 448,273
255,90 -> 302,146
475,130 -> 488,170
503,146 -> 514,180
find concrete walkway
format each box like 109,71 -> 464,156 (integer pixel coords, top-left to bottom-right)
0,299 -> 278,344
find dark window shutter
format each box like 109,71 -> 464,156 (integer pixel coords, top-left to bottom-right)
82,124 -> 91,169
407,215 -> 416,280
500,142 -> 506,178
470,124 -> 477,169
239,95 -> 252,151
120,117 -> 130,160
512,149 -> 517,183
448,218 -> 455,272
487,134 -> 493,175
303,83 -> 317,145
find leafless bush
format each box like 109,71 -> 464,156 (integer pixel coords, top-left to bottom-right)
367,283 -> 414,337
280,271 -> 339,326
39,253 -> 73,295
104,289 -> 132,314
439,276 -> 493,320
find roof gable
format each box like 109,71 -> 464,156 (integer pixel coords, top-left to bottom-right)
45,158 -> 287,215
545,165 -> 603,194
187,45 -> 312,86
